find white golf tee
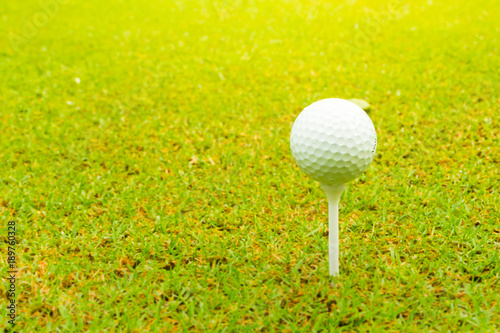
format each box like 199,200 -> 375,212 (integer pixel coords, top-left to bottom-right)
320,183 -> 346,277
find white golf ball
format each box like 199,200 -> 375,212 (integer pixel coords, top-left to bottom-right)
290,98 -> 377,186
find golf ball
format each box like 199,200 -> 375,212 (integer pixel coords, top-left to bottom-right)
290,98 -> 377,186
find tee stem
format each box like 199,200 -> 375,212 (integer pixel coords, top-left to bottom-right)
320,183 -> 346,277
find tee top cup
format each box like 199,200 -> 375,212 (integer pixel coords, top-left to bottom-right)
290,98 -> 377,277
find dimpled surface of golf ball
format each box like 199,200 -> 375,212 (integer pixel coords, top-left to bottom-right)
290,98 -> 377,186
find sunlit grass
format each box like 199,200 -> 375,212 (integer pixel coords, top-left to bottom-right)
0,0 -> 499,331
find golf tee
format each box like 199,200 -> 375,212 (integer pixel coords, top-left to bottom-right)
320,183 -> 346,277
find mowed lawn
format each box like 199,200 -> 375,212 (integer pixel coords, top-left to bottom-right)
0,0 -> 499,331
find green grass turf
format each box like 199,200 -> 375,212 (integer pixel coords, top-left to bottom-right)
0,0 -> 499,331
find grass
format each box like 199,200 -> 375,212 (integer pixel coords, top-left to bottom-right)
0,0 -> 499,331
